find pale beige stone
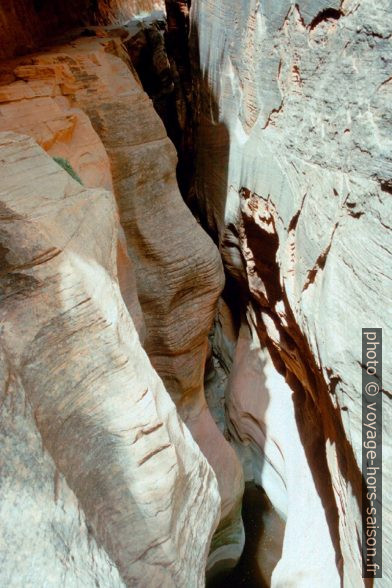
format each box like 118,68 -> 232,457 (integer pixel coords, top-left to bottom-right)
0,131 -> 220,587
0,34 -> 244,564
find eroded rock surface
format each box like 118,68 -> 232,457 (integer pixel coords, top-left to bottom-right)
0,0 -> 165,60
0,131 -> 224,587
0,27 -> 244,576
1,0 -> 389,584
191,0 -> 392,585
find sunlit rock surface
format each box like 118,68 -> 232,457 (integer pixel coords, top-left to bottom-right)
226,316 -> 340,586
191,0 -> 392,585
1,0 -> 390,585
0,26 -> 243,576
0,131 -> 220,587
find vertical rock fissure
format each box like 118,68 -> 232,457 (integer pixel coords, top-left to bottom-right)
135,4 -> 376,586
1,2 -> 390,587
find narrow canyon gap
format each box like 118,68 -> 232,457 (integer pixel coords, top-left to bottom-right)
0,1 -> 391,588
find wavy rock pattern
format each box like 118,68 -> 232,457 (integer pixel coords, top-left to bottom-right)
191,0 -> 392,585
0,28 -> 244,579
0,131 -> 221,587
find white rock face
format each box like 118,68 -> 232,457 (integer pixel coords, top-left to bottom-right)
226,316 -> 339,587
191,0 -> 392,585
0,132 -> 220,587
0,359 -> 126,588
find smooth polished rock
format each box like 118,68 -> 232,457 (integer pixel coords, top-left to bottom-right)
191,0 -> 392,585
0,132 -> 220,587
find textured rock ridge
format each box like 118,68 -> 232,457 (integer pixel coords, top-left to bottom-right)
190,0 -> 392,585
0,131 -> 220,587
0,1 -> 165,60
0,26 -> 244,578
1,0 -> 389,585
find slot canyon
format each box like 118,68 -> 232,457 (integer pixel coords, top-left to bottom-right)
0,1 -> 390,587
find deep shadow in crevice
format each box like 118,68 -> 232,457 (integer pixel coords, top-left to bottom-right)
380,179 -> 392,195
148,2 -> 364,585
207,483 -> 285,588
126,2 -> 195,202
308,8 -> 342,30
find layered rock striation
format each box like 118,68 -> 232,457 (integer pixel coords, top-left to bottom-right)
0,14 -> 244,583
0,131 -> 220,587
0,0 -> 166,60
190,0 -> 392,585
1,0 -> 391,586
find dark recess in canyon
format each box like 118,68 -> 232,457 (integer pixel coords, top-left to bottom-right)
0,1 -> 391,587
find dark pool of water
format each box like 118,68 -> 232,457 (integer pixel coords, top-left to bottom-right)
208,482 -> 285,588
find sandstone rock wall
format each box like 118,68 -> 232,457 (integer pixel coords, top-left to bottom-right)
1,0 -> 388,584
190,0 -> 392,585
0,0 -> 165,61
0,26 -> 244,579
0,131 -> 221,586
